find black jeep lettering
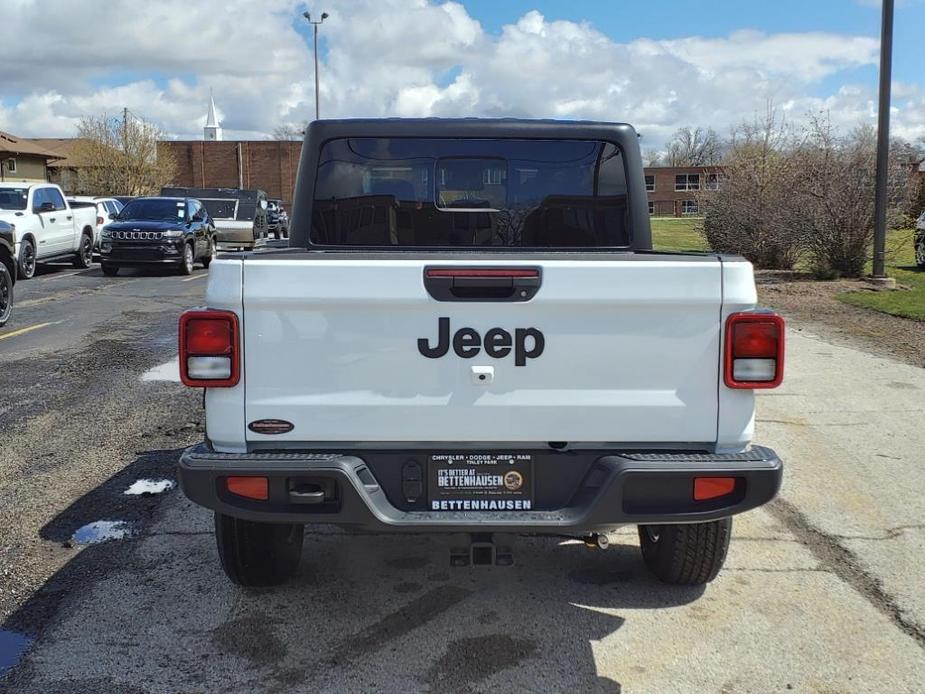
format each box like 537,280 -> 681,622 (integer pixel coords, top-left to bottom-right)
515,327 -> 545,366
417,316 -> 450,358
453,327 -> 481,358
484,328 -> 512,358
418,318 -> 543,365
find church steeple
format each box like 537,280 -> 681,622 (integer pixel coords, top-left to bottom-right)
204,89 -> 222,141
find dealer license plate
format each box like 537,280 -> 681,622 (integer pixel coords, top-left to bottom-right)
428,454 -> 534,511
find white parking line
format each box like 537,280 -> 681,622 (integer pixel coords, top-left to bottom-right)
181,273 -> 207,282
39,271 -> 82,282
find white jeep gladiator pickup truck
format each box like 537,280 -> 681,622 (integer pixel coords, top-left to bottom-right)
0,183 -> 96,278
178,119 -> 784,588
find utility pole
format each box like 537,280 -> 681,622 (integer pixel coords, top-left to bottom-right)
122,107 -> 129,152
872,0 -> 894,282
302,11 -> 328,121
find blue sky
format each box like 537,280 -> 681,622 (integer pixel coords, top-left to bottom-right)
461,0 -> 922,83
2,0 -> 923,144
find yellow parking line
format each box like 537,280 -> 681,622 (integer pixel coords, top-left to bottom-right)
181,273 -> 208,282
0,321 -> 53,341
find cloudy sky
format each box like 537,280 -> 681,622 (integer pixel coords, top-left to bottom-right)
1,0 -> 924,148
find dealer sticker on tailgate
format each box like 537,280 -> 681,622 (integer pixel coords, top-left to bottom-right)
428,454 -> 533,511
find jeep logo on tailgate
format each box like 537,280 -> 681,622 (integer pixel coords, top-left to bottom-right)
418,317 -> 544,366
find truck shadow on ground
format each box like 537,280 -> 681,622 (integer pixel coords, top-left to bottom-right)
2,446 -> 706,694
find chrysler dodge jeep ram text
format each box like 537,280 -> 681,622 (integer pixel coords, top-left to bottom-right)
177,119 -> 784,587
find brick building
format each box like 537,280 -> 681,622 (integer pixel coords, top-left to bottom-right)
158,140 -> 302,207
643,165 -> 721,217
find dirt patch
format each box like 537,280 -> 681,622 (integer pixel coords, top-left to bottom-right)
757,273 -> 925,368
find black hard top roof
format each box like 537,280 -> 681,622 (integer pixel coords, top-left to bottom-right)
306,118 -> 638,142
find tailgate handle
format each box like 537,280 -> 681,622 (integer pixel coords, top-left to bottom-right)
423,267 -> 541,302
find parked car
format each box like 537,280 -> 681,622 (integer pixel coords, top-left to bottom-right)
160,187 -> 268,251
0,220 -> 16,327
177,118 -> 784,588
915,210 -> 925,268
67,196 -> 124,249
99,197 -> 216,276
267,199 -> 289,239
0,183 -> 97,279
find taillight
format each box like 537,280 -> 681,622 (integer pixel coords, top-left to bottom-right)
97,216 -> 104,226
724,312 -> 784,389
179,310 -> 240,387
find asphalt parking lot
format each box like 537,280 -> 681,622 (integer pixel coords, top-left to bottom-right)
1,258 -> 924,693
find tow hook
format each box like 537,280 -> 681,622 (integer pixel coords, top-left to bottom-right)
450,533 -> 513,567
583,533 -> 610,550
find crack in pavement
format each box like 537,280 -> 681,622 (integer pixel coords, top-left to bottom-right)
835,524 -> 925,542
769,498 -> 925,650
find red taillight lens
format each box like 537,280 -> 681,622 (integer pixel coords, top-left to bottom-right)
724,312 -> 784,389
96,216 -> 104,225
179,310 -> 240,387
186,318 -> 233,355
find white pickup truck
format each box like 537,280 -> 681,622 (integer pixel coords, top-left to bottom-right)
0,183 -> 96,278
178,119 -> 784,588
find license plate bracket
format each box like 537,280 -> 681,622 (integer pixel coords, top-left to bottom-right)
428,453 -> 534,511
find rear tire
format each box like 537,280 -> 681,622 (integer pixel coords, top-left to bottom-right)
201,237 -> 215,269
215,513 -> 304,587
915,234 -> 925,268
638,518 -> 732,585
101,263 -> 119,277
73,232 -> 93,269
0,262 -> 13,328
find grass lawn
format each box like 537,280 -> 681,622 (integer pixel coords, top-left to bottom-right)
837,228 -> 925,321
650,216 -> 709,252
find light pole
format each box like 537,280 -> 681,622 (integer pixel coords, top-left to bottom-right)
872,0 -> 894,281
303,10 -> 328,121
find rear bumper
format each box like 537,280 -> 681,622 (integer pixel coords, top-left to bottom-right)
178,445 -> 782,534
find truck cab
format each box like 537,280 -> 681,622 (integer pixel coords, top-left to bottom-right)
178,119 -> 784,588
0,183 -> 96,278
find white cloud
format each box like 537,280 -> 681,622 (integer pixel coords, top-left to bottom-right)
0,0 -> 922,146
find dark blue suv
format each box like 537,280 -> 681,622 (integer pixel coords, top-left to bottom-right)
99,197 -> 216,276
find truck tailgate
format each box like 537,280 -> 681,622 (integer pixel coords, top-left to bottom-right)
242,256 -> 722,444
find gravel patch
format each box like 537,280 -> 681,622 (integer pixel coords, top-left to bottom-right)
757,273 -> 925,368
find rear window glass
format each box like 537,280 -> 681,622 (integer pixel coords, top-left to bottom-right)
200,199 -> 238,220
311,138 -> 629,248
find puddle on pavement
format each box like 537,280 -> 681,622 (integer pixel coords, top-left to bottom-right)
124,479 -> 175,496
0,629 -> 32,675
140,357 -> 180,382
71,520 -> 136,545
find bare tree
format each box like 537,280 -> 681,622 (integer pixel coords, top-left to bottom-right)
790,118 -> 917,277
643,148 -> 662,167
272,123 -> 309,141
698,106 -> 804,269
665,127 -> 723,166
71,113 -> 176,196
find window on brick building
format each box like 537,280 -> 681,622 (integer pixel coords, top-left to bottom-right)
675,173 -> 700,191
648,201 -> 654,215
645,174 -> 655,192
681,200 -> 699,215
704,173 -> 720,191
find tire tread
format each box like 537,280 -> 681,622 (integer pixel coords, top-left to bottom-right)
638,518 -> 731,585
